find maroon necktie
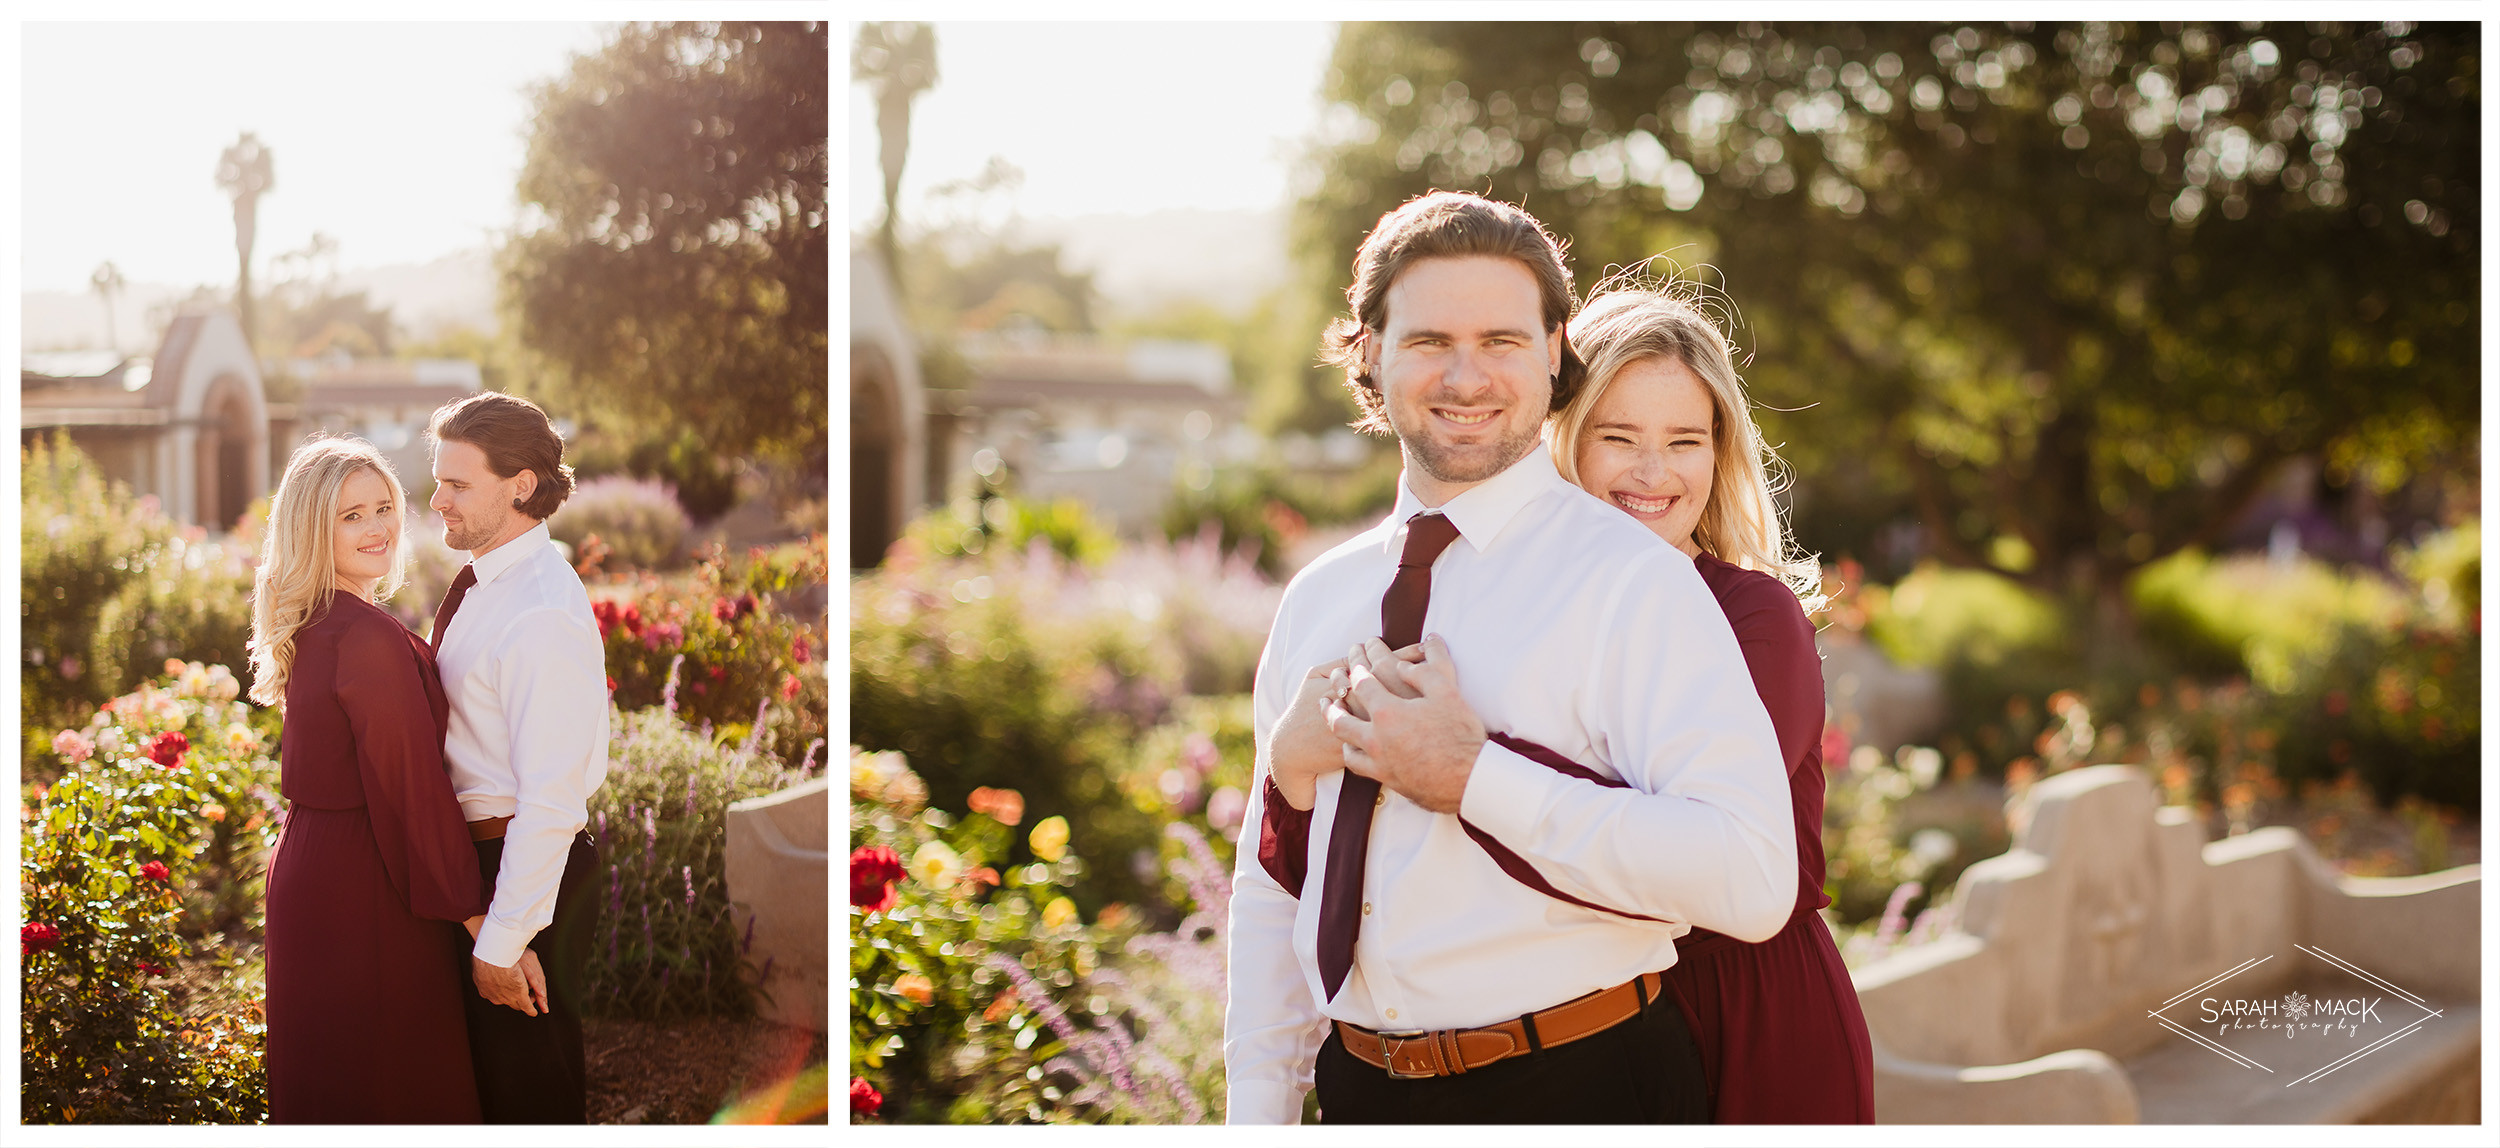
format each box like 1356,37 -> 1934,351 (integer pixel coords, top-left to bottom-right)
430,565 -> 478,653
1317,511 -> 1462,1001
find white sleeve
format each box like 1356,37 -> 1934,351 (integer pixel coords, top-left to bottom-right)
471,605 -> 610,967
1222,611 -> 1325,1124
1455,550 -> 1796,942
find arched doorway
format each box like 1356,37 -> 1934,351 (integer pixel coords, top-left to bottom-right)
851,349 -> 900,569
194,374 -> 259,532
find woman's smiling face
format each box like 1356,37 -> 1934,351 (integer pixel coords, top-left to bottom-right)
1572,354 -> 1717,555
331,466 -> 399,595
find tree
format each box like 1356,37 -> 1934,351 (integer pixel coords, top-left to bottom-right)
505,21 -> 829,468
89,262 -> 124,352
852,22 -> 940,274
214,133 -> 274,356
1300,22 -> 2477,605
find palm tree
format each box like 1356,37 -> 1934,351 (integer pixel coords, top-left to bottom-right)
214,132 -> 275,356
851,23 -> 938,274
89,261 -> 124,353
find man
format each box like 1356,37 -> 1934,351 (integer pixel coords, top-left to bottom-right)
425,391 -> 609,1123
1223,192 -> 1797,1124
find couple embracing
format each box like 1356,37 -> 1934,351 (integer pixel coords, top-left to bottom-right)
1226,192 -> 1875,1124
246,393 -> 607,1123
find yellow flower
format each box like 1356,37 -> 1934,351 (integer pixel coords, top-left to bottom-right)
892,973 -> 935,1005
1041,897 -> 1079,931
910,841 -> 966,888
224,724 -> 260,754
1029,815 -> 1070,863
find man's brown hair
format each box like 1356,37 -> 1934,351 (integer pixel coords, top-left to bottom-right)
425,391 -> 576,519
1321,191 -> 1586,434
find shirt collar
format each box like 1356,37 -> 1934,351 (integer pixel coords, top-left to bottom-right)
1381,439 -> 1572,558
468,519 -> 550,587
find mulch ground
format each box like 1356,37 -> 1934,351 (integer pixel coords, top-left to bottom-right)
585,1015 -> 829,1125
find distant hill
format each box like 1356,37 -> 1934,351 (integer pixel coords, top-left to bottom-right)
1010,207 -> 1291,318
20,248 -> 497,354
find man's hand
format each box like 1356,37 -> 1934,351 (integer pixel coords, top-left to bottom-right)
473,951 -> 548,1016
1324,635 -> 1482,814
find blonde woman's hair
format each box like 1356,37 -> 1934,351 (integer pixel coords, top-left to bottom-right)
1550,273 -> 1824,608
247,437 -> 413,706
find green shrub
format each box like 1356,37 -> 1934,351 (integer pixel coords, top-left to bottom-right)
585,700 -> 824,1022
21,663 -> 279,1124
569,425 -> 742,523
2131,549 -> 2407,689
901,495 -> 1119,567
553,475 -> 692,571
20,434 -> 257,765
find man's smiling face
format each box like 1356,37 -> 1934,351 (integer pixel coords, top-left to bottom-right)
1368,255 -> 1562,504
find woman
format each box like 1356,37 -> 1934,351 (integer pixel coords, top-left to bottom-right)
1265,283 -> 1874,1122
251,437 -> 488,1123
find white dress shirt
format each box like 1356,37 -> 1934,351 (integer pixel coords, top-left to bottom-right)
434,519 -> 610,968
1222,446 -> 1796,1124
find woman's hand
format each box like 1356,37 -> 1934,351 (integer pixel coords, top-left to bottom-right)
1268,661 -> 1346,811
1269,644 -> 1429,812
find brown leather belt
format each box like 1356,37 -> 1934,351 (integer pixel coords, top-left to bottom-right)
1335,970 -> 1666,1079
467,816 -> 513,842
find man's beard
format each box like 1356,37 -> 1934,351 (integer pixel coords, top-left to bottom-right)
442,505 -> 508,552
1390,399 -> 1543,487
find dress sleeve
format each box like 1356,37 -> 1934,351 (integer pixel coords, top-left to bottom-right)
1716,575 -> 1828,777
334,610 -> 486,923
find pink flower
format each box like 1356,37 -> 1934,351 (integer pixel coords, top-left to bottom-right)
52,729 -> 94,764
791,634 -> 812,665
780,673 -> 802,701
146,731 -> 189,770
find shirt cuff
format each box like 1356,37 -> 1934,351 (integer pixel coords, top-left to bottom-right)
472,918 -> 535,969
1225,1078 -> 1307,1125
1457,739 -> 1563,843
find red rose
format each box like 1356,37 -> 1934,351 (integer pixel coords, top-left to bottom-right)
607,676 -> 619,694
850,846 -> 903,913
138,861 -> 171,883
137,961 -> 167,977
712,597 -> 737,623
147,731 -> 189,770
850,1076 -> 882,1117
22,922 -> 61,955
780,673 -> 802,701
708,665 -> 726,681
791,634 -> 812,665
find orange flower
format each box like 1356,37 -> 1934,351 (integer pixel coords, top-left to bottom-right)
983,988 -> 1020,1022
967,786 -> 1024,827
893,973 -> 934,1006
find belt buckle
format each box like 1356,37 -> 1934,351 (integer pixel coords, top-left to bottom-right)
1375,1031 -> 1440,1080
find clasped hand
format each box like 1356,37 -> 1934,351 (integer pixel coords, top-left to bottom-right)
464,915 -> 550,1016
1268,635 -> 1482,815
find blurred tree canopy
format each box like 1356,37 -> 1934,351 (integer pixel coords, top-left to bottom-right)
1299,21 -> 2477,601
506,21 -> 828,468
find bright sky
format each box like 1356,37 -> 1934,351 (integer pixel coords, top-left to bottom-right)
19,22 -> 616,292
847,22 -> 1339,232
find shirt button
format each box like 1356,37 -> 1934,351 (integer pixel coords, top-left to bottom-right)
1362,902 -> 1372,915
1385,1009 -> 1397,1020
1375,792 -> 1385,807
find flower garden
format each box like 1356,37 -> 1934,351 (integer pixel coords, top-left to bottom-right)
19,437 -> 833,1124
848,495 -> 2480,1124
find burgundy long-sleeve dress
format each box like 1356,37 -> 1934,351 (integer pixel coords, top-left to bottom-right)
1254,551 -> 1873,1123
1661,553 -> 1873,1123
265,594 -> 488,1123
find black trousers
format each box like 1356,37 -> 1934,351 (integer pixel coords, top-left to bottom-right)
463,829 -> 600,1124
1315,986 -> 1708,1124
